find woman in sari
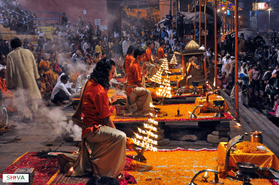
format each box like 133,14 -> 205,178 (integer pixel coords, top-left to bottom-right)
39,53 -> 59,86
58,58 -> 126,178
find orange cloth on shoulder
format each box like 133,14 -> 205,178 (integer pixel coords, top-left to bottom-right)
81,79 -> 111,137
126,61 -> 142,96
157,47 -> 164,59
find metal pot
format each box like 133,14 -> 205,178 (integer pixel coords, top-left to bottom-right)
250,131 -> 263,144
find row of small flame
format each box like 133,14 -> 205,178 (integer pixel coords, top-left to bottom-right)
132,118 -> 159,152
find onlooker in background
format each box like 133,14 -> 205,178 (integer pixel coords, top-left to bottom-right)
259,90 -> 270,110
39,74 -> 52,103
80,36 -> 86,51
160,27 -> 168,40
76,69 -> 89,92
95,40 -> 102,55
36,36 -> 44,57
43,38 -> 53,53
72,50 -> 83,62
78,16 -> 84,26
164,40 -> 172,54
249,65 -> 261,93
50,74 -> 71,106
112,39 -> 122,59
82,39 -> 91,54
239,62 -> 249,85
122,37 -> 129,56
217,71 -> 228,89
94,52 -> 101,64
0,54 -> 7,70
262,67 -> 273,91
165,11 -> 173,31
23,39 -> 34,52
268,71 -> 279,109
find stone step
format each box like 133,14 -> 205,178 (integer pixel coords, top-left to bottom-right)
220,90 -> 279,158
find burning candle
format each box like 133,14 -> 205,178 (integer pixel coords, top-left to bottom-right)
204,171 -> 208,177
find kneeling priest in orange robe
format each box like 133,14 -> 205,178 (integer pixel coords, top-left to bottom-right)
126,48 -> 154,116
57,58 -> 126,178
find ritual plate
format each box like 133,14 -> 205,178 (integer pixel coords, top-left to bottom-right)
47,152 -> 64,156
47,152 -> 76,156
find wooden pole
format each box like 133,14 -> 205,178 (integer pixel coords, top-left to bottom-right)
234,0 -> 239,121
182,55 -> 186,77
214,0 -> 217,89
268,9 -> 271,40
204,0 -> 207,79
199,0 -> 201,46
137,0 -> 139,27
194,0 -> 196,41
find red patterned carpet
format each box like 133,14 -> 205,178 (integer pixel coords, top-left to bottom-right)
0,150 -> 278,185
0,152 -> 59,185
0,152 -> 136,185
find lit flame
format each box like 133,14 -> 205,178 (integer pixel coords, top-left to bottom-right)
236,122 -> 241,127
204,171 -> 208,177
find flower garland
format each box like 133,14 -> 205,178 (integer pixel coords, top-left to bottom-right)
126,137 -> 135,150
124,150 -> 274,185
111,104 -> 234,123
234,141 -> 267,154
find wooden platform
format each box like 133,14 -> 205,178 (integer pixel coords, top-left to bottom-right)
111,103 -> 234,124
220,90 -> 279,158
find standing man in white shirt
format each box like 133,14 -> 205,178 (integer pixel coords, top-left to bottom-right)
122,37 -> 129,56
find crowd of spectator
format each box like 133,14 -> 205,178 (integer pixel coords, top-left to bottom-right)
0,10 -> 186,107
213,33 -> 279,123
0,0 -> 278,123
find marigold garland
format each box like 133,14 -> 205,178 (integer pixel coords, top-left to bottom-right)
124,149 -> 275,185
234,141 -> 267,154
111,104 -> 234,123
126,137 -> 135,150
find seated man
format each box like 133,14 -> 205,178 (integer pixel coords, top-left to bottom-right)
76,69 -> 89,92
57,66 -> 75,93
126,48 -> 154,116
0,69 -> 15,112
157,42 -> 166,60
67,69 -> 90,102
39,53 -> 59,87
0,69 -> 13,99
50,75 -> 72,106
38,74 -> 52,102
143,41 -> 158,78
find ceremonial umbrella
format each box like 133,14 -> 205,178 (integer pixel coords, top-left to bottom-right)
261,36 -> 273,47
231,28 -> 259,40
182,12 -> 217,24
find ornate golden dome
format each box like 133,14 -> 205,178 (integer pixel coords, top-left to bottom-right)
184,40 -> 200,51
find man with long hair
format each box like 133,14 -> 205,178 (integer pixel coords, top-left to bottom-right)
123,45 -> 135,77
58,58 -> 126,179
